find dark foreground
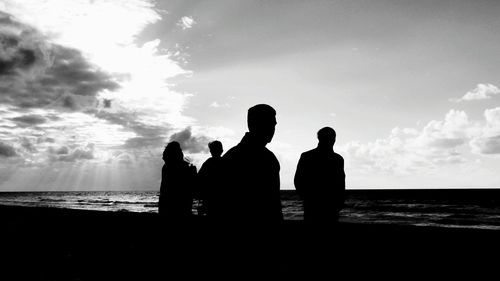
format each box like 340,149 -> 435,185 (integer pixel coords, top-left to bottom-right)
2,205 -> 500,280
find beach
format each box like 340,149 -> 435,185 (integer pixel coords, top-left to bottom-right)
2,205 -> 499,280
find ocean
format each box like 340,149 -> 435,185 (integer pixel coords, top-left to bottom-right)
1,189 -> 500,230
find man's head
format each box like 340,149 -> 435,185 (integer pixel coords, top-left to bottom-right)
247,104 -> 277,144
317,127 -> 336,148
208,140 -> 223,157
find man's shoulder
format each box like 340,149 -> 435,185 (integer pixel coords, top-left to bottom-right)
222,144 -> 279,168
300,148 -> 344,161
333,152 -> 344,162
264,146 -> 279,164
300,148 -> 318,158
222,145 -> 239,160
203,157 -> 215,165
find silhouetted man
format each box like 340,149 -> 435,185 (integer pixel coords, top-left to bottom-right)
206,104 -> 283,277
294,127 -> 345,224
197,140 -> 224,217
214,104 -> 283,223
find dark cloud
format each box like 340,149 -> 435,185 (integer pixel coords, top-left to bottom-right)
10,114 -> 47,126
169,127 -> 209,153
0,141 -> 17,157
92,110 -> 170,149
0,13 -> 43,76
103,99 -> 112,108
55,146 -> 69,155
0,38 -> 37,75
37,137 -> 55,144
41,46 -> 119,97
426,138 -> 466,149
21,138 -> 37,153
0,13 -> 119,111
471,135 -> 500,155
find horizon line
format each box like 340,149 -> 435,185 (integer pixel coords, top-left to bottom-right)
1,187 -> 500,192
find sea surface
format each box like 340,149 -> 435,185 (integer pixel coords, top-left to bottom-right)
2,189 -> 500,230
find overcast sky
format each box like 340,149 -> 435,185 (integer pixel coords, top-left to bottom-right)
1,0 -> 500,191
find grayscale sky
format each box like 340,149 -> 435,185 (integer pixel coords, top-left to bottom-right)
1,0 -> 500,190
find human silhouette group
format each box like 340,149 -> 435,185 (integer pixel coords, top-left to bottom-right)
158,104 -> 345,227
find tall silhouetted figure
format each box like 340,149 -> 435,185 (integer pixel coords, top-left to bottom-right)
208,104 -> 282,277
294,127 -> 346,224
197,140 -> 224,217
213,104 -> 283,223
159,141 -> 197,220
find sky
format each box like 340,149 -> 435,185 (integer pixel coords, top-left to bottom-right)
1,0 -> 500,191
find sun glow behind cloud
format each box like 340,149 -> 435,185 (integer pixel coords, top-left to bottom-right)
2,0 -> 500,191
0,0 -> 211,190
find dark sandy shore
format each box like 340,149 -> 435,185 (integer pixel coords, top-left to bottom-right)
1,205 -> 499,280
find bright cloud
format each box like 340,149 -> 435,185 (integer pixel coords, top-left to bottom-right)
341,107 -> 500,178
414,109 -> 471,149
0,1 -> 194,149
452,83 -> 500,102
0,1 -> 209,190
178,16 -> 196,30
1,0 -> 160,52
210,101 -> 230,108
470,107 -> 500,154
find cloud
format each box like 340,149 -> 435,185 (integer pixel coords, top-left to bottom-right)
0,141 -> 17,157
0,1 -> 210,190
115,152 -> 134,165
0,13 -> 119,110
92,110 -> 169,150
2,0 -> 160,51
470,107 -> 500,155
470,136 -> 500,155
0,3 -> 192,149
21,137 -> 36,152
0,45 -> 119,110
169,127 -> 209,154
484,107 -> 500,127
413,110 -> 470,149
341,110 -> 473,175
0,12 -> 50,76
54,146 -> 69,155
10,114 -> 46,126
178,16 -> 196,30
210,101 -> 230,108
103,99 -> 112,108
48,144 -> 94,162
342,106 -> 500,176
451,83 -> 500,102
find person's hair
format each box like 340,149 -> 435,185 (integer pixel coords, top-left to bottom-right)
164,141 -> 184,162
247,104 -> 276,130
317,127 -> 336,142
208,140 -> 222,151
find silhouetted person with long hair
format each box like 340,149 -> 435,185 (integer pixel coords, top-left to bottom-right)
196,140 -> 224,217
158,141 -> 197,220
294,127 -> 345,224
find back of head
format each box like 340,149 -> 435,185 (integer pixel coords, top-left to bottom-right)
247,104 -> 277,144
163,141 -> 184,163
317,127 -> 336,147
208,140 -> 223,157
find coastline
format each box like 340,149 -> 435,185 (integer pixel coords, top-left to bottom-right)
2,205 -> 499,279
